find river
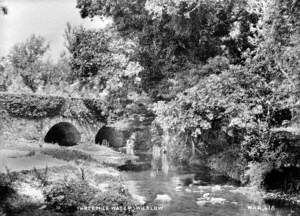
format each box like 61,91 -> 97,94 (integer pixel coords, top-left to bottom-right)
122,170 -> 300,216
120,143 -> 300,216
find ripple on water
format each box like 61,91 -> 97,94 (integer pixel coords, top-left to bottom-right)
124,171 -> 300,216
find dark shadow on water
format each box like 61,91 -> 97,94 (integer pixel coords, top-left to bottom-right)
117,160 -> 152,172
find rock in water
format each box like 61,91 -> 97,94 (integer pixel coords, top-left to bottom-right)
132,194 -> 146,205
210,197 -> 226,204
211,185 -> 222,192
155,194 -> 172,202
196,200 -> 210,206
203,193 -> 210,198
185,188 -> 192,193
175,186 -> 182,192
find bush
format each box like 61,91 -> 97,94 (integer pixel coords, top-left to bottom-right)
33,166 -> 49,187
244,162 -> 273,187
44,179 -> 135,215
0,174 -> 15,204
0,172 -> 17,213
65,25 -> 111,79
89,191 -> 135,216
83,98 -> 108,121
44,180 -> 97,213
0,93 -> 65,119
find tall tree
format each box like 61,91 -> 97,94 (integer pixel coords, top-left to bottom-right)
76,0 -> 258,100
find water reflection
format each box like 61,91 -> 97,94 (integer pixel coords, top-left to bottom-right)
161,149 -> 169,175
151,144 -> 161,178
150,144 -> 169,177
126,133 -> 136,156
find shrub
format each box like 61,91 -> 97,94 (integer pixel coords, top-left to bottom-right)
44,180 -> 97,213
89,191 -> 136,216
208,148 -> 245,182
64,25 -> 111,79
0,172 -> 16,213
0,93 -> 65,118
44,179 -> 135,215
83,98 -> 108,121
33,166 -> 49,187
0,174 -> 15,202
244,162 -> 273,187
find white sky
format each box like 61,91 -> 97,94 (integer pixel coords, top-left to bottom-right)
0,0 -> 112,60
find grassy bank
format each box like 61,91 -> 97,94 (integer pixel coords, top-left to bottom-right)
0,138 -> 139,215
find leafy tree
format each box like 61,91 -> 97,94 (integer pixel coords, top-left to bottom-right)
6,35 -> 73,93
76,0 -> 259,100
8,35 -> 49,91
153,0 -> 300,172
64,24 -> 111,79
9,35 -> 49,70
64,24 -> 144,120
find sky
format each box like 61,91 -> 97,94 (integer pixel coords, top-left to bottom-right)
0,0 -> 112,60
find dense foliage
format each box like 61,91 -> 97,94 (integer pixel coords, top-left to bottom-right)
0,94 -> 108,124
0,34 -> 73,94
83,98 -> 109,121
45,180 -> 97,213
153,0 -> 300,170
0,94 -> 66,119
64,24 -> 143,120
0,173 -> 16,213
45,179 -> 135,215
76,0 -> 260,99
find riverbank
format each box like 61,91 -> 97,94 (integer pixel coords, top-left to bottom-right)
0,137 -> 139,215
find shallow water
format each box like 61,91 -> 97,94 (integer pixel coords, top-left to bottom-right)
123,170 -> 300,216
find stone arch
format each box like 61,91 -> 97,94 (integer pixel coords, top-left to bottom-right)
95,126 -> 127,148
41,116 -> 103,144
44,122 -> 81,146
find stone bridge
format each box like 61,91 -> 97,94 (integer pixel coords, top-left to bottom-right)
0,92 -> 154,148
0,92 -> 112,146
